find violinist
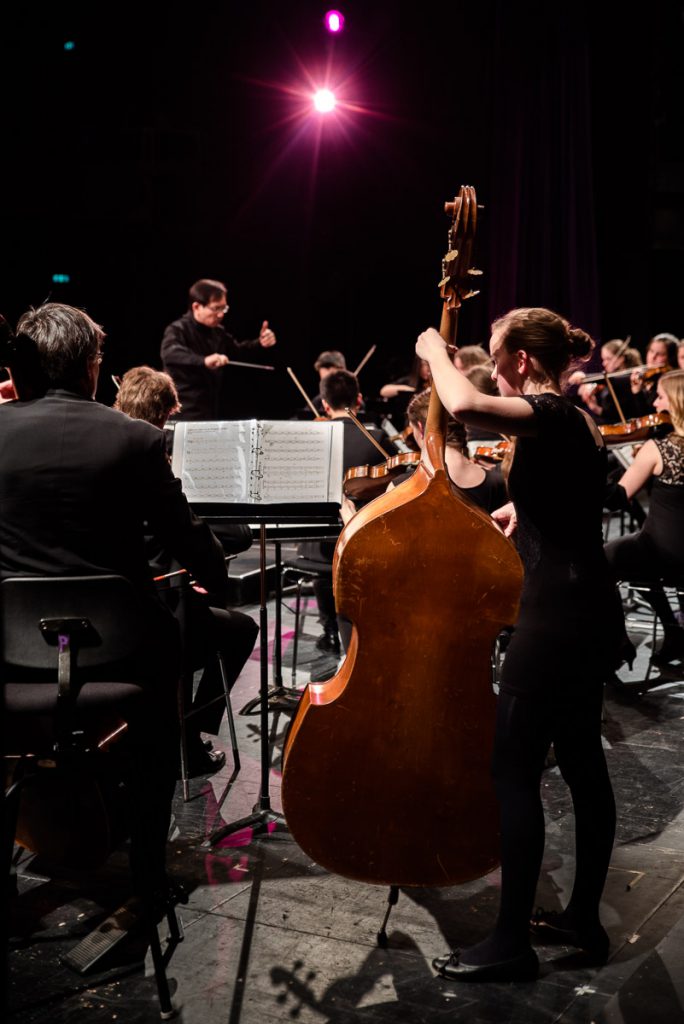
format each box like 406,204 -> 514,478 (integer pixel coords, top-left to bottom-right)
604,370 -> 684,666
417,307 -> 624,982
379,354 -> 431,399
307,350 -> 347,417
463,364 -> 506,442
573,339 -> 642,423
453,344 -> 492,375
296,369 -> 398,664
630,332 -> 679,415
393,388 -> 507,513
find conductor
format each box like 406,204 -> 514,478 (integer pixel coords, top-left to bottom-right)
161,278 -> 276,420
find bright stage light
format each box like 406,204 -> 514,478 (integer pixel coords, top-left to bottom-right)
324,10 -> 345,34
313,89 -> 336,113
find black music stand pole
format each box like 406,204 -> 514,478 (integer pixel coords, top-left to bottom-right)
240,537 -> 301,712
208,523 -> 288,846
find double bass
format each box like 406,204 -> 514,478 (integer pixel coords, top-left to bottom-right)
282,187 -> 522,889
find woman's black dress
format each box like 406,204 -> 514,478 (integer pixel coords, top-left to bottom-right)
605,433 -> 684,579
486,393 -> 624,957
503,394 -> 624,695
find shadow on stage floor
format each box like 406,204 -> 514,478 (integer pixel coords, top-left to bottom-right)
7,590 -> 684,1024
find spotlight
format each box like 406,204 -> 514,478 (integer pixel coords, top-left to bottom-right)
324,10 -> 345,34
313,89 -> 336,113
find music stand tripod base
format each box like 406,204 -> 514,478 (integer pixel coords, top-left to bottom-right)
208,521 -> 293,847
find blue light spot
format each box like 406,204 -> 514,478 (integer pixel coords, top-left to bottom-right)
64,41 -> 75,52
52,273 -> 71,284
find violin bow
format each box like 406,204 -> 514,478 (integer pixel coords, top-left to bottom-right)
286,366 -> 320,418
602,335 -> 631,424
353,344 -> 377,377
343,406 -> 391,458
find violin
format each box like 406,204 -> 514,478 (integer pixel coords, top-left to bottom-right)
576,363 -> 660,386
635,365 -> 673,384
282,187 -> 522,888
599,411 -> 671,445
473,440 -> 511,463
342,450 -> 422,501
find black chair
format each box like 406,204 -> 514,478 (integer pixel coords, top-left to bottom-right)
280,557 -> 335,684
621,578 -> 684,685
2,575 -> 182,1019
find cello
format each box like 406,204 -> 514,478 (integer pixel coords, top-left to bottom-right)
282,187 -> 522,890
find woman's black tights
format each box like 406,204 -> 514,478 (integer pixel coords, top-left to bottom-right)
462,685 -> 615,964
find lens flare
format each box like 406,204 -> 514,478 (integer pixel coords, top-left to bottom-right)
324,10 -> 345,34
313,89 -> 336,113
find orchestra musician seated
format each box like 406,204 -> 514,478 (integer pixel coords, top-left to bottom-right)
389,388 -> 508,513
296,369 -> 398,671
630,332 -> 679,415
604,369 -> 684,666
114,366 -> 259,774
453,344 -> 492,375
379,355 -> 431,397
309,350 -> 347,416
572,339 -> 643,423
0,304 -> 230,896
463,363 -> 506,442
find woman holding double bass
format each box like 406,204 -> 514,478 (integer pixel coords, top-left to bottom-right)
282,187 -> 523,916
418,307 -> 625,982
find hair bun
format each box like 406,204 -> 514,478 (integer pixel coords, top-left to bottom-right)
567,326 -> 594,361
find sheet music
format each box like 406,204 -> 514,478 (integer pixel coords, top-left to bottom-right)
172,422 -> 252,502
611,442 -> 637,470
172,420 -> 344,505
258,421 -> 343,503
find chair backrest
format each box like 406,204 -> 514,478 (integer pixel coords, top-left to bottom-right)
1,575 -> 148,671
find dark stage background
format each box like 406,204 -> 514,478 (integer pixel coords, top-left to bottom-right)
2,2 -> 683,418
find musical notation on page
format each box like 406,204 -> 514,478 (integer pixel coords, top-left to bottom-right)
172,420 -> 344,505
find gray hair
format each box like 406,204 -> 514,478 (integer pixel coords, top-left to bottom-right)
16,303 -> 104,388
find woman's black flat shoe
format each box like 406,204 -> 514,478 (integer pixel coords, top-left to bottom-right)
432,947 -> 538,983
530,909 -> 609,964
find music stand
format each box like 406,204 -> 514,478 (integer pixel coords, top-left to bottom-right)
203,511 -> 339,847
171,418 -> 344,846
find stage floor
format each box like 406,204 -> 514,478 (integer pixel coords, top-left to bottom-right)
8,581 -> 684,1023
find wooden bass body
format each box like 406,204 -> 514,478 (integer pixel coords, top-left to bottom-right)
282,462 -> 522,887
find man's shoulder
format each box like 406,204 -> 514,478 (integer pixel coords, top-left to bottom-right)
162,311 -> 194,337
96,402 -> 164,442
48,394 -> 164,442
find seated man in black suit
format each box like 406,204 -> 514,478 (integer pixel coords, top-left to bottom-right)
0,303 -> 229,896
